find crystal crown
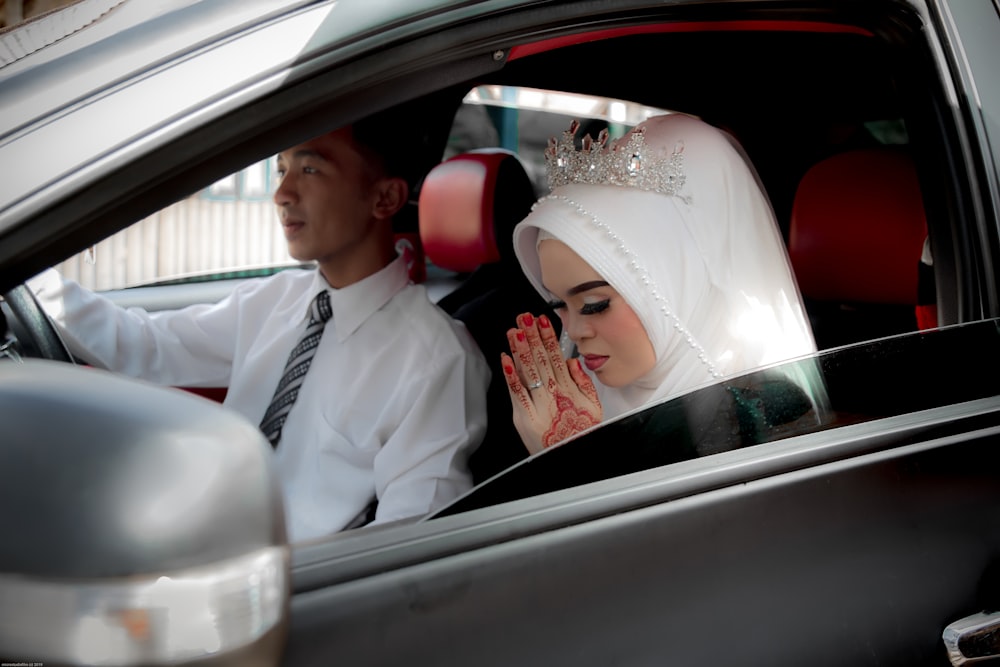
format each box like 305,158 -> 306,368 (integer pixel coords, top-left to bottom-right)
544,120 -> 687,198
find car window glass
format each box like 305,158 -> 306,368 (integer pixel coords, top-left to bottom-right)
436,318 -> 1000,517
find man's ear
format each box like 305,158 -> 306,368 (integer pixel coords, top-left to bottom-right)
372,177 -> 408,220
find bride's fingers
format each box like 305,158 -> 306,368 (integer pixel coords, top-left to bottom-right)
567,357 -> 602,410
517,313 -> 556,385
501,353 -> 537,419
537,314 -> 572,385
503,353 -> 550,455
506,327 -> 542,390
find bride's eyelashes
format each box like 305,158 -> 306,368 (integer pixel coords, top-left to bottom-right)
546,298 -> 611,315
580,299 -> 610,315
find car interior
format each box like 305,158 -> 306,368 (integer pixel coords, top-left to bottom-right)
379,19 -> 947,485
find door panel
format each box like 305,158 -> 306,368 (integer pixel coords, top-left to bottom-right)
284,405 -> 1000,666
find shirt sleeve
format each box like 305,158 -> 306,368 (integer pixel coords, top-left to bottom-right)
27,267 -> 243,387
369,346 -> 490,525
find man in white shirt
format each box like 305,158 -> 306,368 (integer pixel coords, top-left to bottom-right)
29,114 -> 491,542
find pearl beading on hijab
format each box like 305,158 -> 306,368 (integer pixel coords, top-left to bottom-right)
538,192 -> 722,381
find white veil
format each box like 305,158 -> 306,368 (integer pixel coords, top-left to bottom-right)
513,113 -> 817,420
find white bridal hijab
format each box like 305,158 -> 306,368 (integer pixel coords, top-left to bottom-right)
513,113 -> 817,420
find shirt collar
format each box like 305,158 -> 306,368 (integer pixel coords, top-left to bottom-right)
310,255 -> 411,343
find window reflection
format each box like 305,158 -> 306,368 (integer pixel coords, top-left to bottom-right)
435,319 -> 1000,517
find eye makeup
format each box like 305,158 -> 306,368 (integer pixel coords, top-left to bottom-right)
580,299 -> 610,315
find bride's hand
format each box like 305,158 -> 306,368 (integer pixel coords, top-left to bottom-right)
501,312 -> 602,455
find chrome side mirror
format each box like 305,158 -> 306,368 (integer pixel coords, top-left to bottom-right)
0,361 -> 289,665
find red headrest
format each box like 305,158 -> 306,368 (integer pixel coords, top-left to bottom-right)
788,148 -> 927,305
419,149 -> 536,273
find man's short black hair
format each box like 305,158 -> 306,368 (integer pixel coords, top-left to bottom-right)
352,117 -> 413,189
351,98 -> 451,193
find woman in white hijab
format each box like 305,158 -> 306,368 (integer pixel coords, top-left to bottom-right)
502,113 -> 817,454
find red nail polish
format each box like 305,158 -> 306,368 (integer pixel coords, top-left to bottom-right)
539,314 -> 551,329
516,331 -> 525,342
523,314 -> 534,327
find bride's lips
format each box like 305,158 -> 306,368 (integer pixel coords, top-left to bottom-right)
582,354 -> 608,371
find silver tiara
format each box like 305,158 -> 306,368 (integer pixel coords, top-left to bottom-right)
545,120 -> 687,198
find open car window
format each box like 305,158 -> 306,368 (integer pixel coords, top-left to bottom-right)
51,85 -> 674,311
52,155 -> 298,293
36,66 -> 964,534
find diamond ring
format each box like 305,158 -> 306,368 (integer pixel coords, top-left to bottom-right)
528,380 -> 542,390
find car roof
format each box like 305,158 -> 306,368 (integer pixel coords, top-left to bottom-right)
0,0 -> 493,229
0,0 -> 474,134
0,0 -> 913,137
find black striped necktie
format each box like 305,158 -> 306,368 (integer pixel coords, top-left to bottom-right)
260,290 -> 333,448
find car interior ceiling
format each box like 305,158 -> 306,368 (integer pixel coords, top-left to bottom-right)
492,31 -> 901,224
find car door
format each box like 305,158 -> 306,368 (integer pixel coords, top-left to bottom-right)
282,320 -> 1000,666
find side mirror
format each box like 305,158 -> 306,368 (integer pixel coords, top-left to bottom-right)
0,361 -> 289,665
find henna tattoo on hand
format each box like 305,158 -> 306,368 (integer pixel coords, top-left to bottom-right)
542,336 -> 561,355
542,388 -> 600,448
571,358 -> 601,405
517,344 -> 534,373
504,358 -> 534,411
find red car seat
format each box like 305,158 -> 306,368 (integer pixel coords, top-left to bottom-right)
788,147 -> 935,349
419,148 -> 558,483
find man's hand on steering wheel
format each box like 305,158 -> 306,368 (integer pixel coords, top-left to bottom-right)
1,284 -> 75,363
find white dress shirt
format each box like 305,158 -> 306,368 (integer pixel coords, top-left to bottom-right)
29,256 -> 490,542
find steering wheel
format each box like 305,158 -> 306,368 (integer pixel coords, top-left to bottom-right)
2,284 -> 75,363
